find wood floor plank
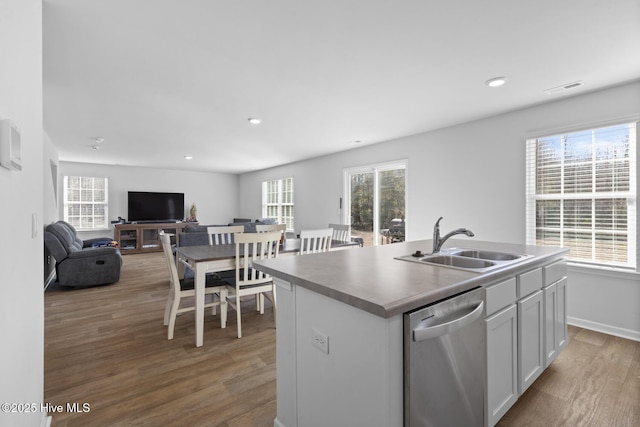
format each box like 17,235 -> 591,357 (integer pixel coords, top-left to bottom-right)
45,252 -> 640,426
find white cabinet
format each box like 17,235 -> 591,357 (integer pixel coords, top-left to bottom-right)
543,261 -> 568,368
544,275 -> 568,367
517,290 -> 544,394
543,282 -> 558,366
517,268 -> 542,299
485,278 -> 516,316
485,304 -> 518,427
484,276 -> 518,427
485,263 -> 564,427
557,277 -> 568,352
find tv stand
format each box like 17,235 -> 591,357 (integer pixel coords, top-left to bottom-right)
114,222 -> 190,254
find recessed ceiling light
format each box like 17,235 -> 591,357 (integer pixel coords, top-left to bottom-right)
184,155 -> 193,160
91,145 -> 100,151
248,118 -> 262,125
485,77 -> 507,87
354,140 -> 362,144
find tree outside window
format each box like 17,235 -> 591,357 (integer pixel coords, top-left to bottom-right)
526,122 -> 637,269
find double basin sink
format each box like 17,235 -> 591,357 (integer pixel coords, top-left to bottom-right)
396,248 -> 532,273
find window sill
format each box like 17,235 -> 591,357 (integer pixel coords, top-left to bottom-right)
567,262 -> 639,280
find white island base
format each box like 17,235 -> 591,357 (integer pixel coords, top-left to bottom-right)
274,278 -> 403,427
255,240 -> 568,427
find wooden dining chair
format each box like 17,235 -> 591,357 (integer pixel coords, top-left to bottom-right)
223,230 -> 280,338
255,223 -> 286,233
159,233 -> 227,340
300,228 -> 333,255
328,223 -> 351,243
206,225 -> 245,281
207,225 -> 244,245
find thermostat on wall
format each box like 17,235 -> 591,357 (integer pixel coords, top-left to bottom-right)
0,118 -> 22,171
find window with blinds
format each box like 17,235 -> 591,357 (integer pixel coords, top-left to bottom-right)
526,122 -> 637,269
262,177 -> 294,230
63,176 -> 109,230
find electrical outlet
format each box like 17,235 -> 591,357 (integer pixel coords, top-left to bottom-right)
312,328 -> 329,354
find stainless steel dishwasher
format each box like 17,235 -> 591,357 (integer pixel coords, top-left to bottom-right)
404,286 -> 485,427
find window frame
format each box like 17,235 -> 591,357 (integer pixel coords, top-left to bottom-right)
63,175 -> 110,231
261,177 -> 294,231
525,120 -> 638,271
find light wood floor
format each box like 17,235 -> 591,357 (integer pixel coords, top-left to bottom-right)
44,252 -> 640,426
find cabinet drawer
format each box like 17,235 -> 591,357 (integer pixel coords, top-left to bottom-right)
517,268 -> 542,299
544,260 -> 567,286
485,278 -> 517,316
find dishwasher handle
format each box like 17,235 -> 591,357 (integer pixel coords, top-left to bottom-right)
413,301 -> 484,342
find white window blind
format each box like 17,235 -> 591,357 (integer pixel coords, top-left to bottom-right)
262,177 -> 294,230
63,176 -> 109,230
526,122 -> 637,269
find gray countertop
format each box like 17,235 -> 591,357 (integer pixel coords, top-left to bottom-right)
254,239 -> 568,318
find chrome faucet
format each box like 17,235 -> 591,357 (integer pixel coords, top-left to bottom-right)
432,216 -> 475,253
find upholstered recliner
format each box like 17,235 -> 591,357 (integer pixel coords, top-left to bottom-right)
44,221 -> 122,287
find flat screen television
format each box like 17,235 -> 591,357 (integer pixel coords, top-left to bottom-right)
127,191 -> 185,222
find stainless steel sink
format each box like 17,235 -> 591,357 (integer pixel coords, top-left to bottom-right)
395,248 -> 531,273
449,249 -> 522,261
421,255 -> 495,269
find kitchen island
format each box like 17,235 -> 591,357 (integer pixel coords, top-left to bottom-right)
254,239 -> 568,427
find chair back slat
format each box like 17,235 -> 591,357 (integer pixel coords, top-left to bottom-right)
255,223 -> 286,233
234,231 -> 280,286
300,228 -> 333,255
207,225 -> 245,245
328,223 -> 351,243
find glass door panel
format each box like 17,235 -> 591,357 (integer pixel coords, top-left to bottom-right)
350,172 -> 374,246
379,169 -> 406,244
346,161 -> 406,246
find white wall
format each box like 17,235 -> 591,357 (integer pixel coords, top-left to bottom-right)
568,266 -> 640,340
239,81 -> 640,340
58,162 -> 240,238
0,1 -> 45,426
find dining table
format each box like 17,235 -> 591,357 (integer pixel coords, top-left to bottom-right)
174,238 -> 360,347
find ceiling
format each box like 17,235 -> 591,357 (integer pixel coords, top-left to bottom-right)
43,0 -> 640,174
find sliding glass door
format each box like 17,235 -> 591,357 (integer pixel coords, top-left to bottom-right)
344,161 -> 407,246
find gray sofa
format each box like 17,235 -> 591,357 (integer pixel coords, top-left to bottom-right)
177,219 -> 277,247
176,223 -> 214,247
44,221 -> 122,288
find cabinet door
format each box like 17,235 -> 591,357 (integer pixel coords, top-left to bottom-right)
543,283 -> 557,368
485,304 -> 518,427
556,278 -> 568,353
141,228 -> 161,250
517,290 -> 543,395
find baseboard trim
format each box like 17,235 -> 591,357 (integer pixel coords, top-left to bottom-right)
568,316 -> 640,342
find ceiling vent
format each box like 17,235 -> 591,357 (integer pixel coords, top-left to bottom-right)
544,80 -> 584,95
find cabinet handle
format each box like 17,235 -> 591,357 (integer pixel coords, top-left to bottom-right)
413,301 -> 484,342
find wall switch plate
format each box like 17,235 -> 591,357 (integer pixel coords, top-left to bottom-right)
312,328 -> 329,354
